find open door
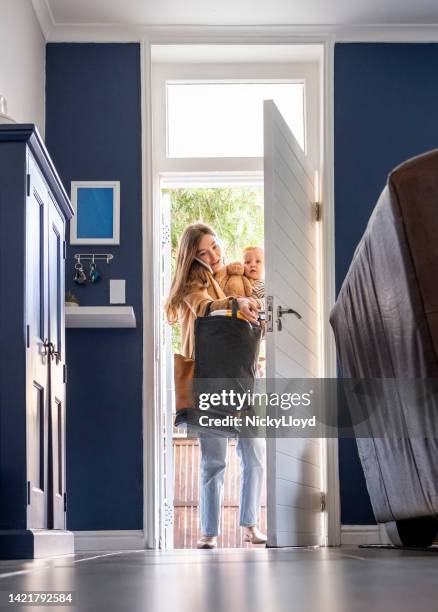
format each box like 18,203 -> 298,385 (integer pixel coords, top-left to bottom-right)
264,100 -> 322,547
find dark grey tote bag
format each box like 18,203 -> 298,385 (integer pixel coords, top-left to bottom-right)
175,299 -> 262,434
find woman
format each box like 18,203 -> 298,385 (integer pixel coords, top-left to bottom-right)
166,223 -> 267,549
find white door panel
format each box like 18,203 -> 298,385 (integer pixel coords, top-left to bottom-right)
264,99 -> 322,547
274,219 -> 317,278
275,452 -> 320,489
275,481 -> 321,511
276,437 -> 320,465
274,183 -> 316,248
273,147 -> 315,205
273,197 -> 318,268
276,329 -> 319,377
274,245 -> 318,311
274,349 -> 314,379
276,507 -> 321,538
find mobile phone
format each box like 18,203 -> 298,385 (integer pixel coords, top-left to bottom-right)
193,257 -> 213,274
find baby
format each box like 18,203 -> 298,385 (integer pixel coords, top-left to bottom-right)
214,245 -> 265,307
243,246 -> 265,303
215,246 -> 266,375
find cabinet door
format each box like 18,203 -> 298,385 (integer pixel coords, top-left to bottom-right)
48,193 -> 66,529
26,155 -> 49,529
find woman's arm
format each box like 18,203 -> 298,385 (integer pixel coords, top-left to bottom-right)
199,296 -> 231,315
184,288 -> 230,317
184,289 -> 259,324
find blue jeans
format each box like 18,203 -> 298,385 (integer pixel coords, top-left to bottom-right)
199,434 -> 265,537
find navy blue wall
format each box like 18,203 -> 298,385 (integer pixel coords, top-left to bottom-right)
44,42 -> 438,530
335,43 -> 438,524
46,44 -> 143,530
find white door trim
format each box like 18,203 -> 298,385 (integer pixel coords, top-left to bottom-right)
151,61 -> 321,173
141,33 -> 339,549
141,38 -> 160,549
320,36 -> 341,547
74,530 -> 145,552
160,172 -> 264,188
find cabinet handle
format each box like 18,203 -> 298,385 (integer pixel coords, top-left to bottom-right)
43,339 -> 61,364
43,339 -> 54,358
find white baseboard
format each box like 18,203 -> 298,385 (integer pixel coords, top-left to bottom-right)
73,530 -> 145,551
74,526 -> 390,550
341,524 -> 391,546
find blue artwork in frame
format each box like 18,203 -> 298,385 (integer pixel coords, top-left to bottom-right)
70,181 -> 120,245
77,188 -> 114,238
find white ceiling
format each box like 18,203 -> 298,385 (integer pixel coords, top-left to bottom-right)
46,0 -> 438,26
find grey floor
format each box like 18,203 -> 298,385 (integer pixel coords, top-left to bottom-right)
0,547 -> 437,612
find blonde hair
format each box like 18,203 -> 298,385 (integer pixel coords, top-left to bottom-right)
243,245 -> 264,255
165,223 -> 217,324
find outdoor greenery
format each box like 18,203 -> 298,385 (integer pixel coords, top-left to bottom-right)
165,187 -> 264,265
163,187 -> 264,352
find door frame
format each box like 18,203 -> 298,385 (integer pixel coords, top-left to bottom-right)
141,32 -> 339,549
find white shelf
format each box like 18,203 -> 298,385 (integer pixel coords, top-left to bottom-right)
65,306 -> 136,328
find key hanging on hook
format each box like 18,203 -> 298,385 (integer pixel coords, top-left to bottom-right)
89,253 -> 101,283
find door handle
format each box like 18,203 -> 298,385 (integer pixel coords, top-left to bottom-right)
277,306 -> 302,319
43,339 -> 55,357
43,339 -> 61,364
276,306 -> 302,331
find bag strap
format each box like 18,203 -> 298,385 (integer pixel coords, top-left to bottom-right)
231,297 -> 239,318
204,297 -> 238,318
204,301 -> 213,317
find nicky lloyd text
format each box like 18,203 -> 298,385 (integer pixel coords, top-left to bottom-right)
198,414 -> 317,429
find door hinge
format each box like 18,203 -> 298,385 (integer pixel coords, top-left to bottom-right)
163,500 -> 174,527
27,481 -> 31,505
26,325 -> 30,348
63,364 -> 67,384
315,202 -> 322,222
162,224 -> 171,246
320,491 -> 327,512
26,174 -> 31,197
64,492 -> 67,513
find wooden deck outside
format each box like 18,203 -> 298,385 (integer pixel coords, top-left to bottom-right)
173,438 -> 266,548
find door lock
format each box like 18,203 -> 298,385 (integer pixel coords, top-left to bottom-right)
266,297 -> 302,332
276,306 -> 302,331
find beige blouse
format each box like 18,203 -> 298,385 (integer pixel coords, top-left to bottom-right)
180,271 -> 233,358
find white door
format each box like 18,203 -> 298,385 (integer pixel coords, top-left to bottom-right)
264,99 -> 322,547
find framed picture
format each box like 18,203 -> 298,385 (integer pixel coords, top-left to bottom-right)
70,181 -> 120,245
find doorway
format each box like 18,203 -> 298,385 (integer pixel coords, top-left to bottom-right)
161,183 -> 266,548
147,42 -> 338,549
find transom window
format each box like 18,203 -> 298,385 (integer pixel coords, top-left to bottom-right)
166,81 -> 305,158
